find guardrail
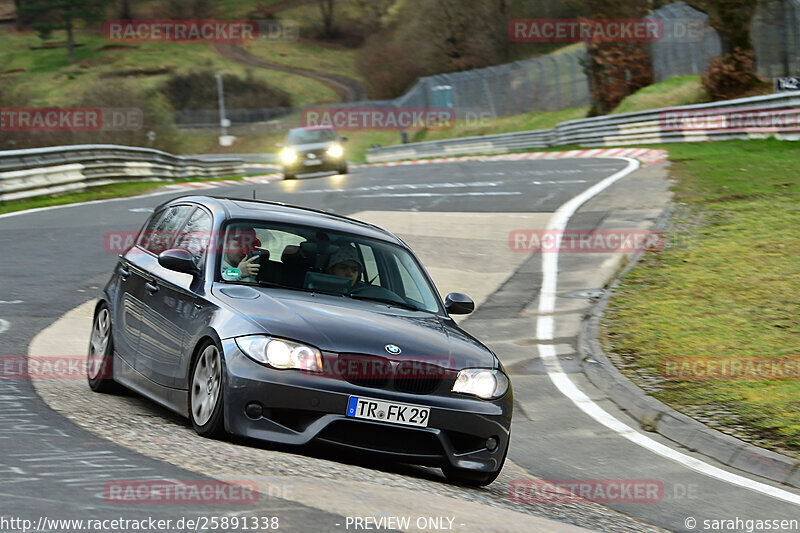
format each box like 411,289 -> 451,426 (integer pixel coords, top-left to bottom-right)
0,145 -> 244,202
366,93 -> 800,163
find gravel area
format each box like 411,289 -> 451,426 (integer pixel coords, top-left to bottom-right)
33,376 -> 665,533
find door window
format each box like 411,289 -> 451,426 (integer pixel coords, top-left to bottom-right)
141,205 -> 194,255
174,208 -> 213,268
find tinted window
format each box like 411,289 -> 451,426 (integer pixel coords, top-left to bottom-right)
286,128 -> 337,144
174,208 -> 213,268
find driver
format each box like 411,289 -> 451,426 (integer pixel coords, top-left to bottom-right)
221,227 -> 262,282
326,244 -> 363,287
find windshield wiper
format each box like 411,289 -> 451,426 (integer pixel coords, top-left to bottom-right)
348,294 -> 422,312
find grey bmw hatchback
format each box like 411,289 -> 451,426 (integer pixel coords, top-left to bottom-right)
88,196 -> 512,486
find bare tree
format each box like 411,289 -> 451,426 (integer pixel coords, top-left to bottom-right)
570,0 -> 655,116
318,0 -> 335,38
686,0 -> 762,97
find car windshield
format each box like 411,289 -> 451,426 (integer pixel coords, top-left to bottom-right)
217,219 -> 442,314
286,128 -> 337,144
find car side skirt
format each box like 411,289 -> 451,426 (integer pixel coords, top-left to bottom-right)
114,353 -> 189,417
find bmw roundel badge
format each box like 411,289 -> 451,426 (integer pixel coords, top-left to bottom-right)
384,344 -> 402,355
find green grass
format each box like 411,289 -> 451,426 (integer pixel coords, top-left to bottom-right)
0,27 -> 337,107
611,75 -> 707,115
242,38 -> 362,82
0,175 -> 243,215
602,139 -> 800,454
412,106 -> 590,142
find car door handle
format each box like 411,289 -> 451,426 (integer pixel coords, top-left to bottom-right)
118,265 -> 131,280
145,281 -> 159,294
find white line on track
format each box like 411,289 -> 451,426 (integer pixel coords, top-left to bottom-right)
537,156 -> 800,506
353,192 -> 521,198
0,319 -> 9,334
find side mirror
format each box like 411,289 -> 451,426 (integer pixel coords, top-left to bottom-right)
158,249 -> 199,276
444,292 -> 474,315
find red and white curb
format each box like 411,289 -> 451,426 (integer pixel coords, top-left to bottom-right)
164,148 -> 667,191
164,174 -> 283,190
359,147 -> 668,168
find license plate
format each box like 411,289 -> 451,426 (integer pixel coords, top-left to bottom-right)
303,159 -> 322,166
346,396 -> 430,427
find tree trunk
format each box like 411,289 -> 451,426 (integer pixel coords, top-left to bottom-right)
120,0 -> 131,19
319,0 -> 334,38
13,0 -> 22,29
66,18 -> 75,64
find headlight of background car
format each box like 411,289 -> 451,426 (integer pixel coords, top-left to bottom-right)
452,369 -> 509,399
280,148 -> 298,165
326,144 -> 343,158
236,336 -> 323,372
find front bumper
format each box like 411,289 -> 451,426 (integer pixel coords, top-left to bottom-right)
221,340 -> 512,472
282,155 -> 344,174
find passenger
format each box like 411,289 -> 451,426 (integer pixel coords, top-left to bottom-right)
221,227 -> 261,282
326,244 -> 363,287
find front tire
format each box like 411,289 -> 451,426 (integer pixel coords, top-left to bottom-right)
283,171 -> 296,180
190,341 -> 226,438
338,163 -> 348,174
87,303 -> 120,393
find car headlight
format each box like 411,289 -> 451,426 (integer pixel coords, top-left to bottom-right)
235,336 -> 322,372
326,144 -> 343,158
280,148 -> 298,165
452,369 -> 509,399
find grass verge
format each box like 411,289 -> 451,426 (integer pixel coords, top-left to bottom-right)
611,75 -> 706,115
601,139 -> 800,455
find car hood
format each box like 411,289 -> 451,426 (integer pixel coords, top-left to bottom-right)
213,286 -> 496,369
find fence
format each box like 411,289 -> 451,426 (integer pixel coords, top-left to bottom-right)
646,2 -> 721,81
753,0 -> 800,77
0,145 -> 243,202
365,92 -> 800,162
174,1 -> 800,133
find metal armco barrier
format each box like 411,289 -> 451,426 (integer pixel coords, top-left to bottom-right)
366,93 -> 800,163
0,145 -> 243,201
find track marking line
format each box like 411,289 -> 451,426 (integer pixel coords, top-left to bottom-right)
0,319 -> 9,334
537,156 -> 800,506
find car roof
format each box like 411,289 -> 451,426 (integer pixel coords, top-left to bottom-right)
160,195 -> 405,246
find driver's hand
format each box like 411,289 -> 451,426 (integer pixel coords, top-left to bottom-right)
237,255 -> 260,277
